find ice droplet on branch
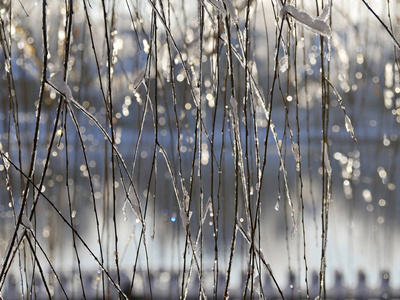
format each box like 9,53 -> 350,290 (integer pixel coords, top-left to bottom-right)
344,115 -> 356,141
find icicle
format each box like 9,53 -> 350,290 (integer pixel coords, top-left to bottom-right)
344,115 -> 356,140
274,200 -> 280,211
4,58 -> 10,73
279,55 -> 289,73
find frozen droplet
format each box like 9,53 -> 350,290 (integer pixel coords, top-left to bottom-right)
4,59 -> 10,73
344,115 -> 356,140
274,201 -> 279,211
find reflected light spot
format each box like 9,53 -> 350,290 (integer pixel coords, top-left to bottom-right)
362,189 -> 372,202
177,74 -> 184,82
332,125 -> 340,133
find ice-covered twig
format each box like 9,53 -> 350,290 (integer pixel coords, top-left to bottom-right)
132,69 -> 146,91
47,71 -> 74,103
324,77 -> 357,141
222,0 -> 238,24
229,97 -> 251,229
279,1 -> 332,37
21,215 -> 33,230
236,222 -> 285,298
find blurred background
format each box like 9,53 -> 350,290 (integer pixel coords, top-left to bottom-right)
0,0 -> 399,298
